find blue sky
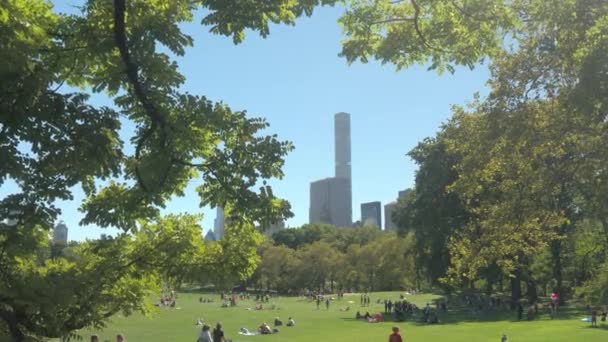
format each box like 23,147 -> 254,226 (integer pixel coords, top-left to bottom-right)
3,2 -> 490,240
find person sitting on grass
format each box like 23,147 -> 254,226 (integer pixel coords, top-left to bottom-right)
213,322 -> 225,342
356,311 -> 362,319
287,317 -> 295,326
388,326 -> 403,342
259,322 -> 273,335
90,335 -> 99,342
197,325 -> 213,342
274,317 -> 283,326
527,306 -> 535,320
116,334 -> 126,342
364,311 -> 371,320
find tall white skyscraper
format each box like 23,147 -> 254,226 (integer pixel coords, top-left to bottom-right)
53,221 -> 68,245
334,112 -> 351,180
309,112 -> 353,227
213,207 -> 225,240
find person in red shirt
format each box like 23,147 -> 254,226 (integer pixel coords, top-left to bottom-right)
389,326 -> 403,342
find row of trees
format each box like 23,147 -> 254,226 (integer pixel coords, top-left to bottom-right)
2,0 -> 339,340
3,0 -> 607,340
367,0 -> 608,305
248,225 -> 417,293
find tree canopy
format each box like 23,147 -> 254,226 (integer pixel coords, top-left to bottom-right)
353,0 -> 608,303
1,0 -> 339,340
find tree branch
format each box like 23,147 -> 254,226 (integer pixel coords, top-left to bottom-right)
113,0 -> 170,192
410,0 -> 443,52
371,17 -> 415,25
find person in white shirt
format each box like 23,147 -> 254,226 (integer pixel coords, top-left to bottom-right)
198,325 -> 213,342
287,317 -> 295,326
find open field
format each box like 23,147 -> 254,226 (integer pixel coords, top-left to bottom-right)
57,292 -> 608,341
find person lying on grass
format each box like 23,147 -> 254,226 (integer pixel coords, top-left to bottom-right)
259,322 -> 273,335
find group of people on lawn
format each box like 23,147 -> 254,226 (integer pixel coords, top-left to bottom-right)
89,334 -> 125,342
196,316 -> 295,341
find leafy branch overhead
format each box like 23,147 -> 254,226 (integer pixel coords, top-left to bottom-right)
0,0 -> 339,340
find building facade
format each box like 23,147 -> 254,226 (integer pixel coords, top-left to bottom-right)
213,207 -> 225,240
53,222 -> 68,245
334,112 -> 351,180
361,201 -> 382,229
384,189 -> 411,231
384,202 -> 398,231
204,230 -> 217,242
262,220 -> 286,238
309,177 -> 352,228
309,112 -> 353,227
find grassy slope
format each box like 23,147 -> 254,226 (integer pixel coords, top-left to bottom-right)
55,292 -> 607,342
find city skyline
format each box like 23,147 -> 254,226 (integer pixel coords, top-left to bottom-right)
1,3 -> 490,241
309,112 -> 353,227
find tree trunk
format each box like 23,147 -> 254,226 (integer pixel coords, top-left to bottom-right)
602,219 -> 608,258
526,278 -> 538,302
485,278 -> 494,296
0,309 -> 26,342
551,240 -> 565,305
510,273 -> 522,310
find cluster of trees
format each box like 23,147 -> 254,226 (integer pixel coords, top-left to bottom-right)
355,0 -> 608,305
2,0 -> 339,340
2,0 -> 607,340
248,224 -> 417,293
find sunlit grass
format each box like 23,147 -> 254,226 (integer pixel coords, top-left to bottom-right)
53,292 -> 607,341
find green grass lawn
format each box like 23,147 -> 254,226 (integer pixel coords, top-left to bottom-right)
57,292 -> 607,341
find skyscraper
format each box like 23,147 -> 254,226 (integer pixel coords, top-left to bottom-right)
309,177 -> 351,228
261,220 -> 286,238
361,201 -> 382,229
384,189 -> 411,231
309,112 -> 353,227
53,221 -> 68,245
334,112 -> 351,180
213,207 -> 225,240
384,202 -> 398,231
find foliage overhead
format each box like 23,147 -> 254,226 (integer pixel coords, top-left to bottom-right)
0,0 -> 339,340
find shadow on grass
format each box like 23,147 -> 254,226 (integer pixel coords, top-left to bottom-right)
340,304 -> 590,327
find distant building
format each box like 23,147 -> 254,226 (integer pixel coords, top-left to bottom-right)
213,207 -> 225,240
261,220 -> 285,238
398,190 -> 411,199
361,201 -> 382,229
384,202 -> 398,231
334,112 -> 352,180
309,112 -> 353,227
309,177 -> 352,228
204,230 -> 217,242
53,222 -> 68,245
384,190 -> 410,231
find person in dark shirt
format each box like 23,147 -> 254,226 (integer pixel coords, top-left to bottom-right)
213,322 -> 225,342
